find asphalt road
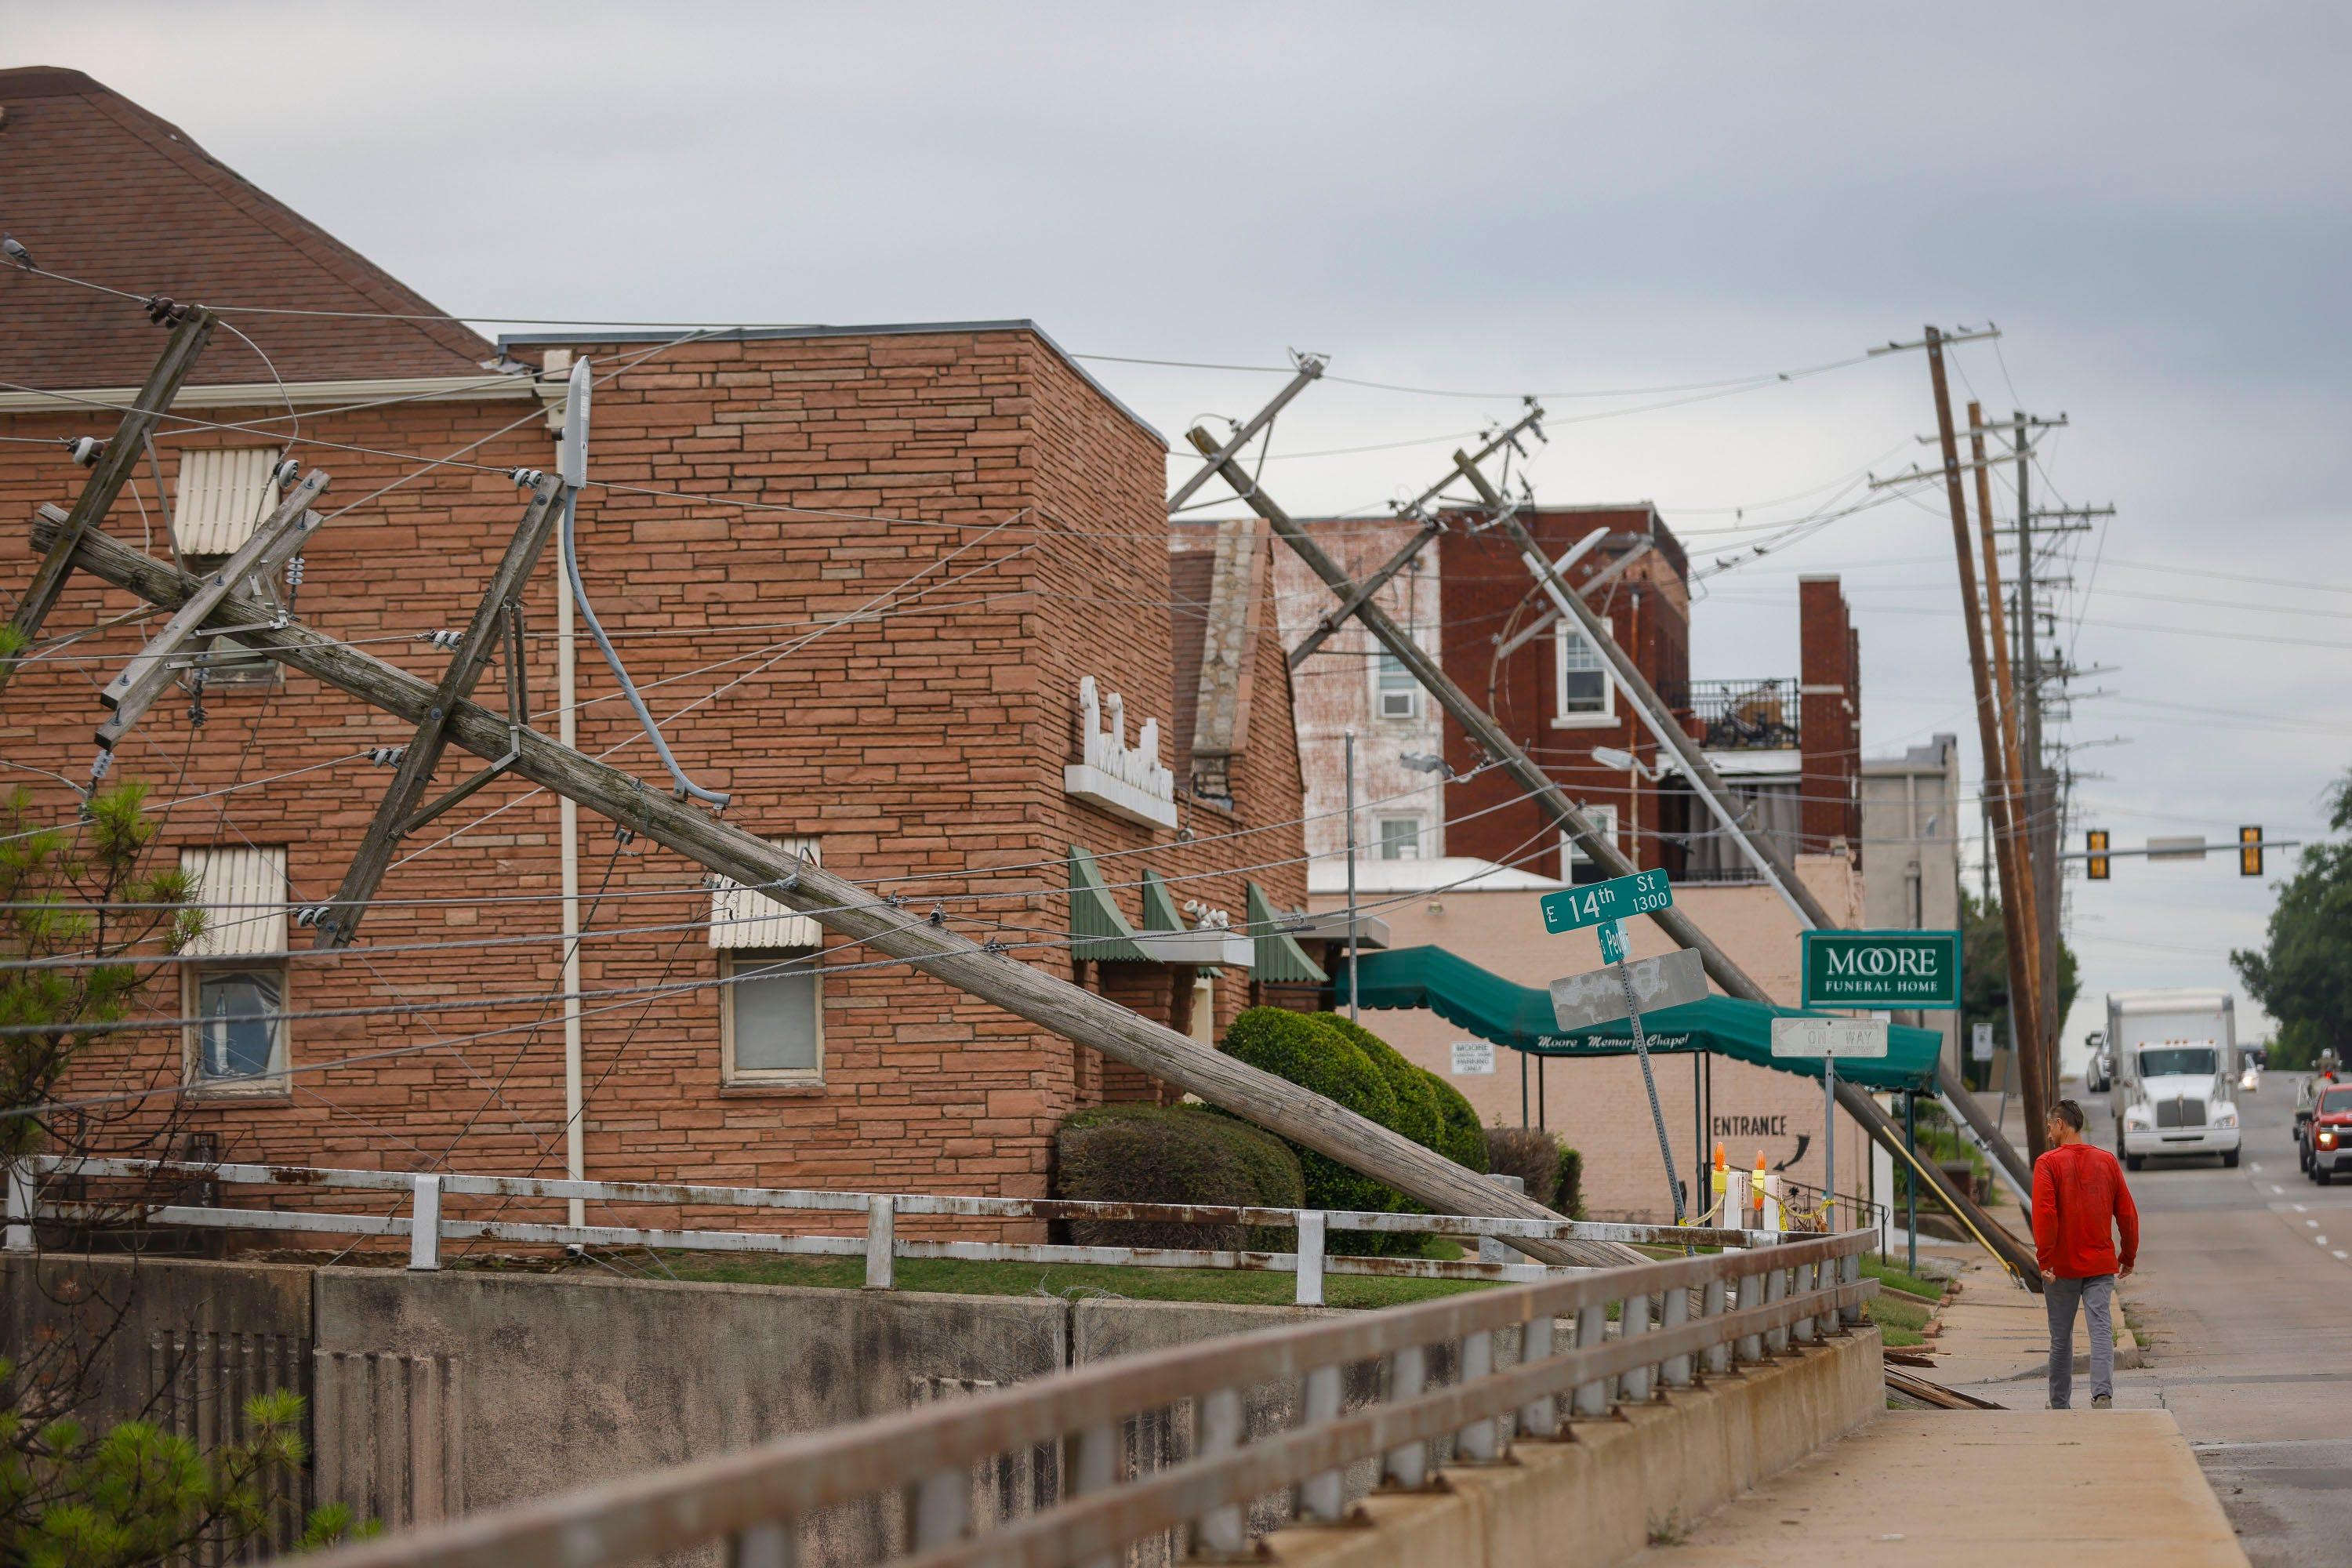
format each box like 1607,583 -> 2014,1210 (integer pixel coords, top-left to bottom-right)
2066,1076 -> 2352,1568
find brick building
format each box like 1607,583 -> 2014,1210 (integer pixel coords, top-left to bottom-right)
0,69 -> 1312,1220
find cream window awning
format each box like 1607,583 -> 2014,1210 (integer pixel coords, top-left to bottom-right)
173,448 -> 285,556
711,839 -> 822,948
180,846 -> 289,956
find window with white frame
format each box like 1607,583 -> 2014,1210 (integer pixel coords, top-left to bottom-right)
176,448 -> 289,687
180,846 -> 290,1094
722,949 -> 822,1083
712,839 -> 823,1084
1373,629 -> 1423,720
1559,804 -> 1621,871
1377,815 -> 1425,861
1553,625 -> 1612,722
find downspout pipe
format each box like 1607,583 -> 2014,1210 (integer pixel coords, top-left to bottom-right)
557,358 -> 730,809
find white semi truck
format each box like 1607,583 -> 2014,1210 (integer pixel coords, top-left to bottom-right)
2106,989 -> 2241,1171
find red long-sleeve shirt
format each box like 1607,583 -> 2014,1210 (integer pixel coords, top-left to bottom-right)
2032,1141 -> 2140,1278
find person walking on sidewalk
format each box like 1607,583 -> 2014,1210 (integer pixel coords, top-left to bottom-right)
2033,1098 -> 2141,1410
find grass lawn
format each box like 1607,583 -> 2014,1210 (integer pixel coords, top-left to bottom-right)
1864,1291 -> 1930,1347
651,1247 -> 1497,1310
1862,1256 -> 1945,1301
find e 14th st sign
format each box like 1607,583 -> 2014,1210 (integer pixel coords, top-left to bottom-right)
1799,930 -> 1962,1010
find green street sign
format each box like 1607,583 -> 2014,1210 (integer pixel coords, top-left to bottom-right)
1799,929 -> 1962,1010
1540,869 -> 1672,935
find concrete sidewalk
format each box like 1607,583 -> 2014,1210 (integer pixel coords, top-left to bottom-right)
1924,1256 -> 2145,1387
1635,1410 -> 2249,1566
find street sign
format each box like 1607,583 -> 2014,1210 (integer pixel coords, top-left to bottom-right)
1538,869 -> 1671,935
1450,1040 -> 1495,1076
1798,929 -> 1962,1010
1972,1022 -> 1994,1062
1770,1016 -> 1890,1058
1597,917 -> 1627,964
1550,947 -> 1708,1030
2148,835 -> 2205,862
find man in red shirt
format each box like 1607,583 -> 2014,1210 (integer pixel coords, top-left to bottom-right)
2032,1098 -> 2141,1409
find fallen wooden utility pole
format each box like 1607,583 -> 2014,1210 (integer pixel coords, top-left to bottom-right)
1925,330 -> 2049,1163
27,506 -> 1644,1272
1459,452 -> 2035,1199
1181,430 -> 2043,1287
2,305 -> 216,692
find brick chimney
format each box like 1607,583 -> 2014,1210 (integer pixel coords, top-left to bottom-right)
1798,576 -> 1861,863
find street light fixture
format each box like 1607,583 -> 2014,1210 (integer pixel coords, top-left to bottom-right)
1590,745 -> 1665,782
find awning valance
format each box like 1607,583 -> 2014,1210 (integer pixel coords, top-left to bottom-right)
1247,881 -> 1328,985
1334,944 -> 1940,1091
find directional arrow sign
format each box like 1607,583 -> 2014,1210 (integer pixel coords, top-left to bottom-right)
1769,1017 -> 1889,1059
1538,869 -> 1672,935
1550,947 -> 1708,1031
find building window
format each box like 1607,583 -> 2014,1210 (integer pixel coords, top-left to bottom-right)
1559,804 -> 1621,876
180,847 -> 289,1094
1553,626 -> 1613,723
174,448 -> 286,556
1373,627 -> 1424,720
182,556 -> 281,687
712,838 -> 823,1084
722,948 -> 823,1083
1377,815 -> 1425,861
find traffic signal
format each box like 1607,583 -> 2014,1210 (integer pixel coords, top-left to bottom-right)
2085,829 -> 2110,880
2241,826 -> 2263,877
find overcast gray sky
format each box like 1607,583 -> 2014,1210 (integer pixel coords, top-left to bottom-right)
15,2 -> 2349,1062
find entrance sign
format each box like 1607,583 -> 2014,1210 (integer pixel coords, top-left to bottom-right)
1799,930 -> 1961,1010
1770,1016 -> 1890,1058
1551,947 -> 1708,1031
1450,1040 -> 1495,1076
1539,869 -> 1672,935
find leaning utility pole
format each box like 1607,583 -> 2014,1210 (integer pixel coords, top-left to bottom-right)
2,304 -> 216,693
30,503 -> 1653,1272
1184,426 -> 2042,1282
1922,331 -> 2048,1160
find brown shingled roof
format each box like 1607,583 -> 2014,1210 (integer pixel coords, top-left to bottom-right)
0,67 -> 492,387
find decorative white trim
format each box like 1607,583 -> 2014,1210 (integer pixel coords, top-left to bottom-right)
1134,929 -> 1255,967
1065,676 -> 1177,829
0,373 -> 539,416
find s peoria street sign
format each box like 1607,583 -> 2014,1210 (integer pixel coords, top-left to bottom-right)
1799,929 -> 1962,1010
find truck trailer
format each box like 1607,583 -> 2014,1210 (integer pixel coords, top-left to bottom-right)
2106,989 -> 2241,1170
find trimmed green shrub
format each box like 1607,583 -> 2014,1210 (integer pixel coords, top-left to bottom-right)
1423,1071 -> 1489,1172
1312,1011 -> 1441,1149
1482,1125 -> 1560,1208
1555,1145 -> 1584,1220
1056,1104 -> 1304,1251
1224,1007 -> 1413,1253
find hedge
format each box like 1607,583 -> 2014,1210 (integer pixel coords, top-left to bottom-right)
1555,1145 -> 1584,1219
1223,1007 -> 1404,1248
1424,1073 -> 1489,1173
1055,1104 -> 1304,1251
1482,1125 -> 1560,1208
1312,1012 -> 1441,1150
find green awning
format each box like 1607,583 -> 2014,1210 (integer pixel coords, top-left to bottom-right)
1247,881 -> 1327,985
1068,844 -> 1150,961
1334,944 -> 1940,1091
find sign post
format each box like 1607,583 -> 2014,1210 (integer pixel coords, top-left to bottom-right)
1771,1017 -> 1889,1230
1541,870 -> 1685,1227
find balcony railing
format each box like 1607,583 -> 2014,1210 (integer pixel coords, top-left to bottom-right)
1674,677 -> 1801,751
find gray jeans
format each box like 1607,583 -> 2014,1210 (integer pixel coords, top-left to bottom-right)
2045,1272 -> 2115,1408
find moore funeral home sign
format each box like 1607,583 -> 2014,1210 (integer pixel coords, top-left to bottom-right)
1799,930 -> 1962,1010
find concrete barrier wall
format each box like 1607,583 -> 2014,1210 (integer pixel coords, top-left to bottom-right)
6,1254 -> 1880,1568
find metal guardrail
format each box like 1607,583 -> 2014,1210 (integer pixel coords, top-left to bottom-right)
9,1157 -> 1787,1305
284,1227 -> 1873,1568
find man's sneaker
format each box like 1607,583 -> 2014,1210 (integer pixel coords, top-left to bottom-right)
2092,1394 -> 2114,1409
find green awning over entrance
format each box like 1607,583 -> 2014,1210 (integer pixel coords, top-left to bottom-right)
1334,944 -> 1941,1091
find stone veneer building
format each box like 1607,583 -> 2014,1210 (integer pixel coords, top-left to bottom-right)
0,68 -> 1313,1226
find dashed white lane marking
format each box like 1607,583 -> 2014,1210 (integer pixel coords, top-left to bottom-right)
2296,1203 -> 2310,1213
2336,1251 -> 2347,1261
2319,1236 -> 2332,1247
2273,1184 -> 2288,1194
2309,1219 -> 2321,1228
2252,1162 -> 2264,1173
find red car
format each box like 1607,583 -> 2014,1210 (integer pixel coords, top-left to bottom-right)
2309,1084 -> 2352,1184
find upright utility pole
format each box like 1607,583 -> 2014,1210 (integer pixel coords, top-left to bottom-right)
1922,328 -> 2049,1161
1343,729 -> 1359,1024
2013,423 -> 2061,1109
